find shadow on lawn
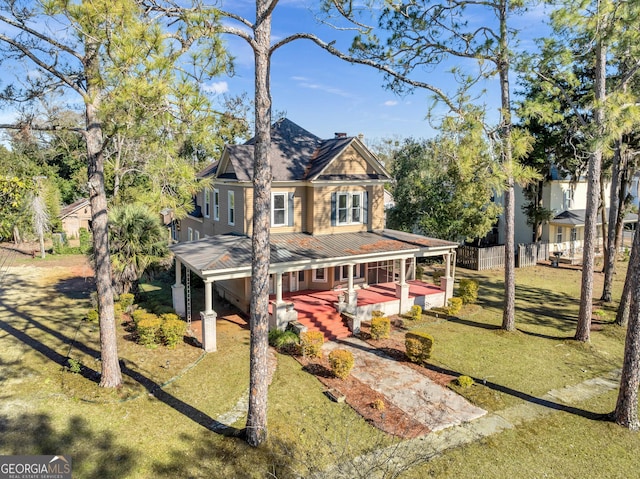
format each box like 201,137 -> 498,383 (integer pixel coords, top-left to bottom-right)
0,273 -> 242,438
0,413 -> 136,479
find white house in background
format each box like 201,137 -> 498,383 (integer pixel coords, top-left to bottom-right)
500,170 -> 637,261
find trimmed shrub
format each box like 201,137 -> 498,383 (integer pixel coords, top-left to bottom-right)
137,315 -> 162,347
371,310 -> 384,319
328,349 -> 355,379
300,331 -> 324,358
456,375 -> 474,388
118,293 -> 135,312
405,331 -> 434,365
113,303 -> 124,321
269,329 -> 300,354
409,305 -> 422,321
132,308 -> 154,324
370,315 -> 390,340
458,279 -> 479,304
447,297 -> 463,316
161,317 -> 186,348
371,398 -> 385,410
86,309 -> 99,323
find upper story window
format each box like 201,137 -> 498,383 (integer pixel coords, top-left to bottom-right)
272,193 -> 287,226
187,227 -> 193,242
213,188 -> 220,221
563,189 -> 574,210
334,192 -> 366,225
203,189 -> 211,218
228,191 -> 235,226
194,230 -> 200,240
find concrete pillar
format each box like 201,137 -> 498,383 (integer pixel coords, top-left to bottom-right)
275,272 -> 283,304
201,279 -> 217,352
396,257 -> 410,314
441,251 -> 455,302
171,259 -> 185,317
445,253 -> 451,278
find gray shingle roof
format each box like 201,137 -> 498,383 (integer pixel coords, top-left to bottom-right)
551,209 -> 638,226
199,118 -> 390,182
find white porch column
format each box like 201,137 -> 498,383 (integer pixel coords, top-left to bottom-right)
171,259 -> 186,318
270,272 -> 290,331
201,278 -> 217,352
395,257 -> 410,314
276,272 -> 283,304
440,252 -> 455,302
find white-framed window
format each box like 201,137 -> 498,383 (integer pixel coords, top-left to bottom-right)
312,268 -> 327,282
228,191 -> 235,226
563,189 -> 574,210
556,226 -> 563,243
204,189 -> 211,218
339,264 -> 362,281
336,192 -> 364,225
187,227 -> 193,241
213,188 -> 220,221
272,192 -> 287,226
194,230 -> 200,240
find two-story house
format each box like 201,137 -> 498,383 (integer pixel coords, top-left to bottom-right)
507,168 -> 638,261
170,119 -> 458,351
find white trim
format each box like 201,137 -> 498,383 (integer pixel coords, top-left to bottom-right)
228,190 -> 235,226
312,268 -> 327,282
271,192 -> 287,227
203,188 -> 211,218
213,188 -> 220,221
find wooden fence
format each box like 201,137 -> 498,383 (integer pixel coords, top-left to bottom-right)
457,242 -> 550,271
456,245 -> 505,271
517,242 -> 550,268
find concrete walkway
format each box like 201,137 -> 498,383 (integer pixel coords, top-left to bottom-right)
323,337 -> 486,432
318,368 -> 622,478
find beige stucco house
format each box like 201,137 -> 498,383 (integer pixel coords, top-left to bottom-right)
170,119 -> 458,351
59,198 -> 91,238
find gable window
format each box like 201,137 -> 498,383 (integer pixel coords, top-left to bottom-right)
228,191 -> 235,226
204,189 -> 211,218
312,268 -> 327,282
335,192 -> 364,225
272,193 -> 287,226
213,188 -> 219,221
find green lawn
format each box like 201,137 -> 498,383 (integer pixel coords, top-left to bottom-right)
1,255 -> 639,478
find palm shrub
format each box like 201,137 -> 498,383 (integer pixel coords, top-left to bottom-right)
328,349 -> 355,379
458,279 -> 479,304
370,316 -> 390,340
107,203 -> 171,295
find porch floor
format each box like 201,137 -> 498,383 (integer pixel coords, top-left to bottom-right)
273,280 -> 443,340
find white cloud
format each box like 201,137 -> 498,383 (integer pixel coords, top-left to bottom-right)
202,81 -> 229,95
292,77 -> 352,98
383,100 -> 398,107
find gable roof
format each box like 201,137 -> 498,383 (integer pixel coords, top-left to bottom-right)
551,208 -> 638,226
204,118 -> 390,182
59,198 -> 90,219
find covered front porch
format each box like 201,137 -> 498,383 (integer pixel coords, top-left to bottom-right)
169,230 -> 458,352
271,280 -> 445,340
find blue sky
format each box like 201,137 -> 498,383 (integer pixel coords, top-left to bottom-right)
208,0 -> 552,144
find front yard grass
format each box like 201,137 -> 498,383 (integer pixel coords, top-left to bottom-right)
2,253 -> 640,477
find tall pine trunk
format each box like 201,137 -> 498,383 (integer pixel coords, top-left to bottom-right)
498,0 -> 516,332
613,214 -> 640,429
85,40 -> 122,388
246,0 -> 271,447
575,40 -> 606,342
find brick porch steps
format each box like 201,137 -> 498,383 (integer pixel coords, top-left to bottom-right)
296,311 -> 351,341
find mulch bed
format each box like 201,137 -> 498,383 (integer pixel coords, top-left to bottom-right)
291,318 -> 458,439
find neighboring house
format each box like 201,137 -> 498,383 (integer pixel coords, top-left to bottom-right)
59,198 -> 91,238
505,171 -> 638,261
170,119 -> 458,351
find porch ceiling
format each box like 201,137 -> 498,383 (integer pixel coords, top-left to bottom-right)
170,229 -> 457,280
